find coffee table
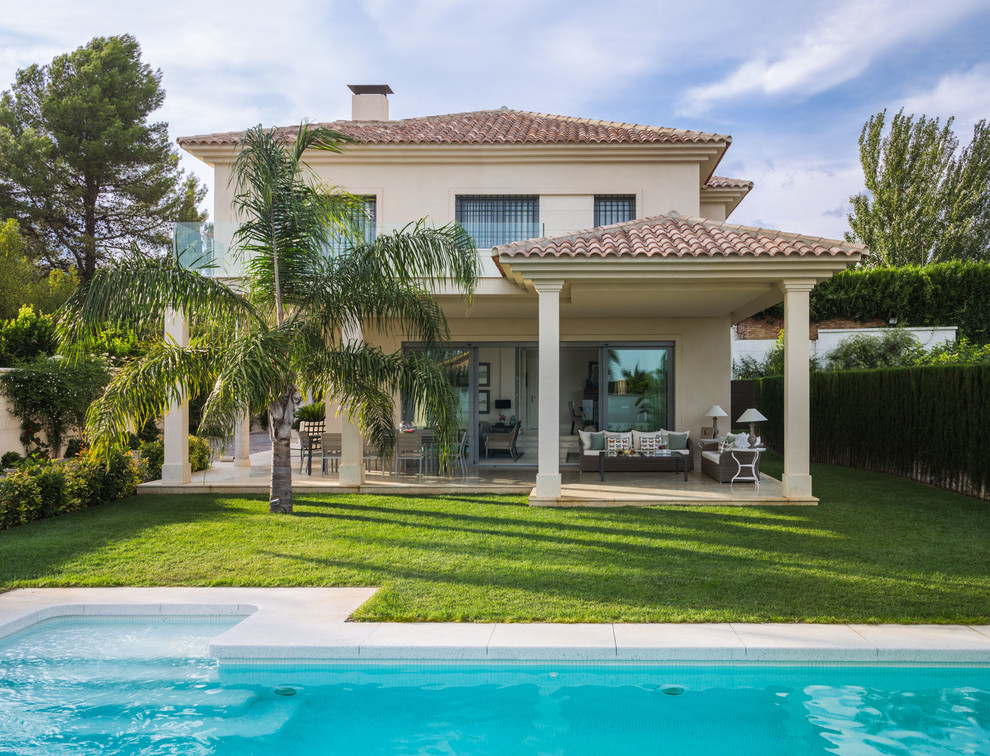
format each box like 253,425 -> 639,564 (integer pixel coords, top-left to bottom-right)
599,451 -> 686,482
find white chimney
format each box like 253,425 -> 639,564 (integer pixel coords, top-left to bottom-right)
348,84 -> 392,121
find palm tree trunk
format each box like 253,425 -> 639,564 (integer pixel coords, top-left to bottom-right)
268,389 -> 295,513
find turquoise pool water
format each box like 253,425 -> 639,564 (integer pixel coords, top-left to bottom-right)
1,618 -> 988,755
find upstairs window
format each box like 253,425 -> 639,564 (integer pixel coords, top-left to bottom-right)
328,196 -> 376,254
594,195 -> 636,227
455,195 -> 540,248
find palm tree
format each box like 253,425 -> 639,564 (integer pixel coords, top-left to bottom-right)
58,123 -> 479,512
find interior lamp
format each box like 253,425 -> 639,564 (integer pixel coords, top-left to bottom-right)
736,408 -> 768,447
704,404 -> 728,437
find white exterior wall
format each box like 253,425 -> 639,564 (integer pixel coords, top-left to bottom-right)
209,157 -> 705,277
0,389 -> 24,457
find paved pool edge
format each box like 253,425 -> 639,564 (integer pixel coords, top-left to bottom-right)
2,588 -> 988,664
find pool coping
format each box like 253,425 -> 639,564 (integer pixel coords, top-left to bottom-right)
2,588 -> 989,664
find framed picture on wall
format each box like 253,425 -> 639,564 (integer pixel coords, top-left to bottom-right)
478,362 -> 491,387
588,361 -> 599,388
479,390 -> 490,414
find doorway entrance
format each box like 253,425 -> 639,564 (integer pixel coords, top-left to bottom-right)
403,342 -> 673,467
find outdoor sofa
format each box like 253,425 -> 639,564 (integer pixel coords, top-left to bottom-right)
699,437 -> 764,483
577,430 -> 695,474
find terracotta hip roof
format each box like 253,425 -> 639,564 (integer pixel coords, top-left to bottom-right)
495,214 -> 866,260
703,176 -> 754,190
178,109 -> 730,147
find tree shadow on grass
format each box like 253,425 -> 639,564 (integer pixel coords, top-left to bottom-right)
0,494 -> 265,587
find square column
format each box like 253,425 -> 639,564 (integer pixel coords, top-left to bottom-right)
534,281 -> 563,500
161,309 -> 190,484
781,281 -> 814,498
233,412 -> 251,467
338,321 -> 365,486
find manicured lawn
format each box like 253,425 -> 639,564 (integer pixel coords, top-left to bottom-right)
0,454 -> 987,623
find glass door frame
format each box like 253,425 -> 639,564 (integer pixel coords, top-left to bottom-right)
565,341 -> 675,433
403,340 -> 675,466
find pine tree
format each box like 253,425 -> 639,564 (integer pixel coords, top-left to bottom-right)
0,34 -> 206,279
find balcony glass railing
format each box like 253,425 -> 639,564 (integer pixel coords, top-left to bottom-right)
173,220 -> 561,279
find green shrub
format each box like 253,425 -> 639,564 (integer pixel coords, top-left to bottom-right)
1,451 -> 22,469
0,448 -> 139,530
753,364 -> 990,499
189,435 -> 212,472
63,439 -> 86,458
292,401 -> 325,429
139,439 -> 164,482
824,328 -> 920,370
63,449 -> 140,511
753,261 -> 990,343
0,356 -> 110,456
0,305 -> 57,366
139,435 -> 212,483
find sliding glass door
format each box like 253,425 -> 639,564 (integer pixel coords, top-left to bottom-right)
603,347 -> 671,432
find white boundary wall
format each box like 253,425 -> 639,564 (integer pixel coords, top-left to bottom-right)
732,326 -> 958,377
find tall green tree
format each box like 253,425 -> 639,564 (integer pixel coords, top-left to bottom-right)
847,110 -> 990,266
0,34 -> 206,280
58,124 -> 478,512
0,219 -> 77,318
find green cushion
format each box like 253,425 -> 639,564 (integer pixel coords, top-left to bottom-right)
590,432 -> 605,450
666,431 -> 689,450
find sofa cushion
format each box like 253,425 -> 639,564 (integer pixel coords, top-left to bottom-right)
701,450 -> 721,464
582,448 -> 602,456
603,431 -> 632,448
632,429 -> 662,451
666,430 -> 689,450
577,429 -> 592,449
590,432 -> 605,450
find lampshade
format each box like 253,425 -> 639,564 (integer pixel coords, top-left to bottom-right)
736,408 -> 768,423
704,404 -> 728,418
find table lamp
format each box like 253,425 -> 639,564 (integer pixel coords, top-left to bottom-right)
704,404 -> 728,437
736,408 -> 768,447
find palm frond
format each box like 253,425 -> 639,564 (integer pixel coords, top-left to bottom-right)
56,255 -> 259,357
348,222 -> 480,299
197,327 -> 297,439
86,340 -> 219,457
230,124 -> 366,316
300,343 -> 462,458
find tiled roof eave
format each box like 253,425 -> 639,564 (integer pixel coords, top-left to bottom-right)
494,213 -> 866,263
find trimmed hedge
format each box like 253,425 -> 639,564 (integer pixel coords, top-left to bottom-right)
753,364 -> 990,499
0,449 -> 140,530
754,261 -> 990,343
138,436 -> 212,483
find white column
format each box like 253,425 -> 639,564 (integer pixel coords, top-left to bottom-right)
781,281 -> 814,498
534,281 -> 563,500
161,309 -> 191,484
233,412 -> 251,467
338,320 -> 365,486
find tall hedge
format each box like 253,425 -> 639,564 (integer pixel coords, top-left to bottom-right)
755,261 -> 990,343
753,364 -> 990,499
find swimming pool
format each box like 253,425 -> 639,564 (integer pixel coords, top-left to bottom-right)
1,617 -> 988,755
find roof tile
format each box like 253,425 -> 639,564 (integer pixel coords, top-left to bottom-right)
178,109 -> 730,147
496,214 -> 865,260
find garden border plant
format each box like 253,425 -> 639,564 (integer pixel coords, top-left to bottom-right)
0,356 -> 110,457
754,363 -> 990,499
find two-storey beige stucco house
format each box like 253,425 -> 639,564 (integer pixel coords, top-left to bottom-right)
173,85 -> 864,504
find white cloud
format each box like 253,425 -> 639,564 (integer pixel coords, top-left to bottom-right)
725,158 -> 863,241
678,0 -> 988,115
900,64 -> 990,135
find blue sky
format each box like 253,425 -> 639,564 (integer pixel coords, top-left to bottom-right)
2,0 -> 989,240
